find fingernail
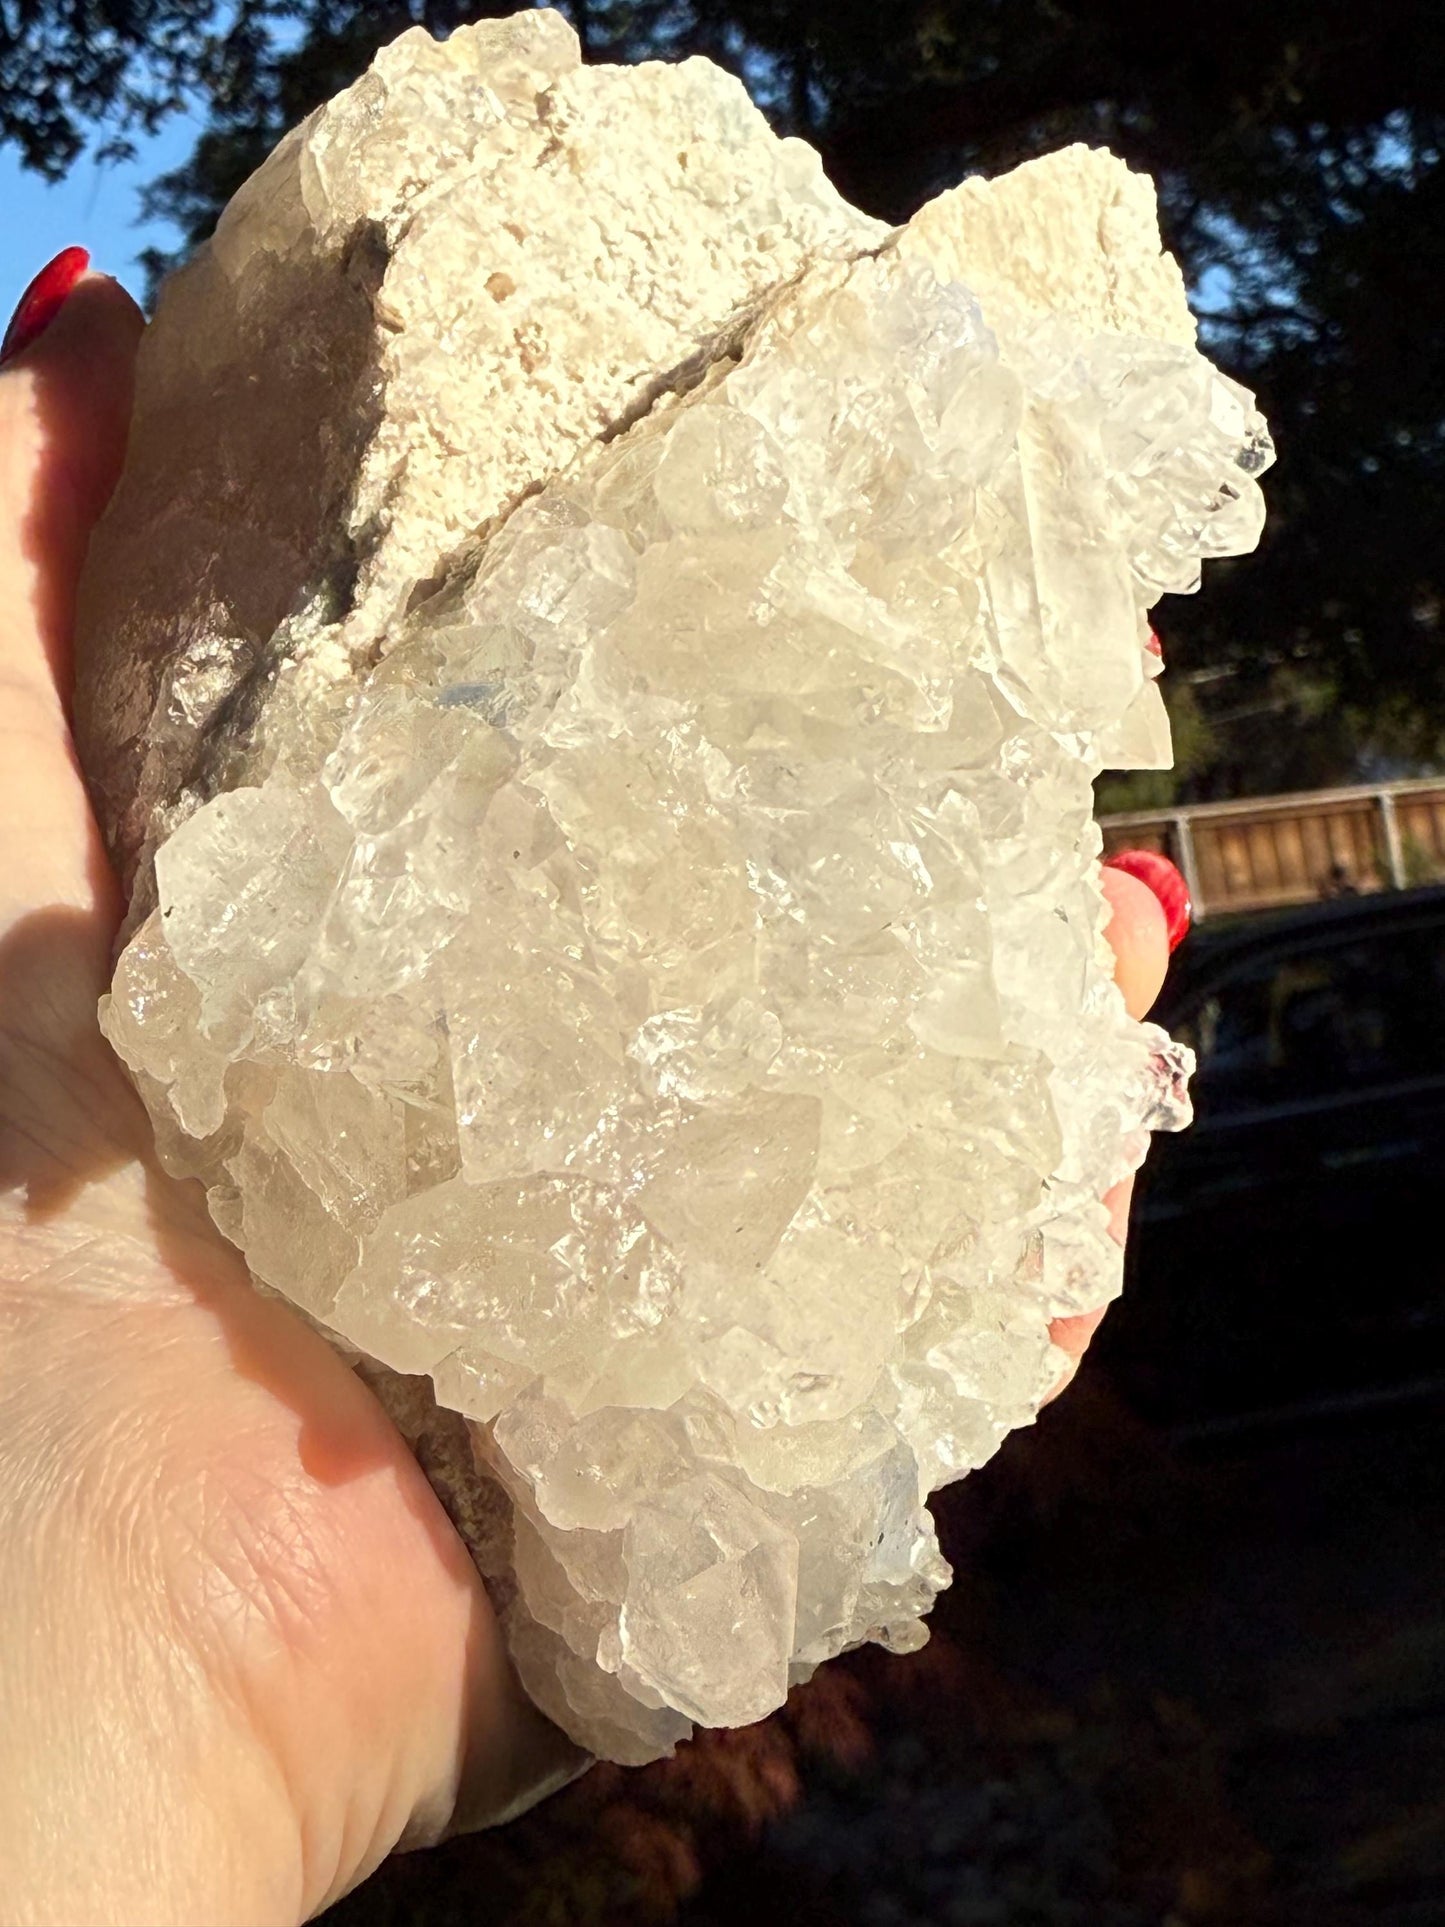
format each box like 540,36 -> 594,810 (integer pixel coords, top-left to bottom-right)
0,246 -> 91,368
1104,848 -> 1192,952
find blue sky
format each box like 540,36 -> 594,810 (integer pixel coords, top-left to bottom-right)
0,112 -> 201,315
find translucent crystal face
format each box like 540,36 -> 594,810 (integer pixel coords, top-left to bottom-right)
101,232 -> 1267,1760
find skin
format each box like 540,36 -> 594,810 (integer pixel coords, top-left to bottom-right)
0,274 -> 1170,1926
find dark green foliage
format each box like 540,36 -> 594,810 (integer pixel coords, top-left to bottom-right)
3,0 -> 1443,790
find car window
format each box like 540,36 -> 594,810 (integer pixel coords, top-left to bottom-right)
1179,920 -> 1445,1116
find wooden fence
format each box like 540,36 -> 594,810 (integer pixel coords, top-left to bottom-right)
1098,778 -> 1445,921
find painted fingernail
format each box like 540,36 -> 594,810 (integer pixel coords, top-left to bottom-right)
1145,626 -> 1163,659
1104,848 -> 1192,952
0,246 -> 91,368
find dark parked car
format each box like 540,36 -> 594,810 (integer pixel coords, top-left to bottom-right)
1096,884 -> 1445,1432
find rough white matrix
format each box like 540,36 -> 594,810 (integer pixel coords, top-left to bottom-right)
77,10 -> 1271,1763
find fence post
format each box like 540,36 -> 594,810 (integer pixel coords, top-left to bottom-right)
1172,812 -> 1205,919
1379,790 -> 1406,891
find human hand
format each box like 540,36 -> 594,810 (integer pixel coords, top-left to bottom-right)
0,263 -> 582,1927
0,259 -> 1176,1925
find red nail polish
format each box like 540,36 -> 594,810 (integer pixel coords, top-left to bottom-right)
0,246 -> 91,367
1145,626 -> 1163,659
1104,848 -> 1192,952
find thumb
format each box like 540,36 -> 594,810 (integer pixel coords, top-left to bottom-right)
0,262 -> 143,924
0,260 -> 144,685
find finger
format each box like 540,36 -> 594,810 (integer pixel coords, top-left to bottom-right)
1099,864 -> 1171,1020
0,267 -> 143,694
1048,1300 -> 1109,1371
1043,864 -> 1176,1395
1045,1172 -> 1135,1382
0,269 -> 143,927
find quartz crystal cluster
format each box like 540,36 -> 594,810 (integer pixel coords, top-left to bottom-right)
78,10 -> 1272,1764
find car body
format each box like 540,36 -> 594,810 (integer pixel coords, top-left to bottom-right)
1095,884 -> 1445,1430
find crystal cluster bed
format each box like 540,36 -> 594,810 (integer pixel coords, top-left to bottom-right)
77,10 -> 1271,1762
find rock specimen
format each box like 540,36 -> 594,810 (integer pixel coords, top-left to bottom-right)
77,10 -> 1271,1765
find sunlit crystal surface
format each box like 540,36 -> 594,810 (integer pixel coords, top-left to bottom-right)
84,13 -> 1271,1764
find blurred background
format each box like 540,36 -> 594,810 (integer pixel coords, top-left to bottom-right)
4,2 -> 1444,1919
